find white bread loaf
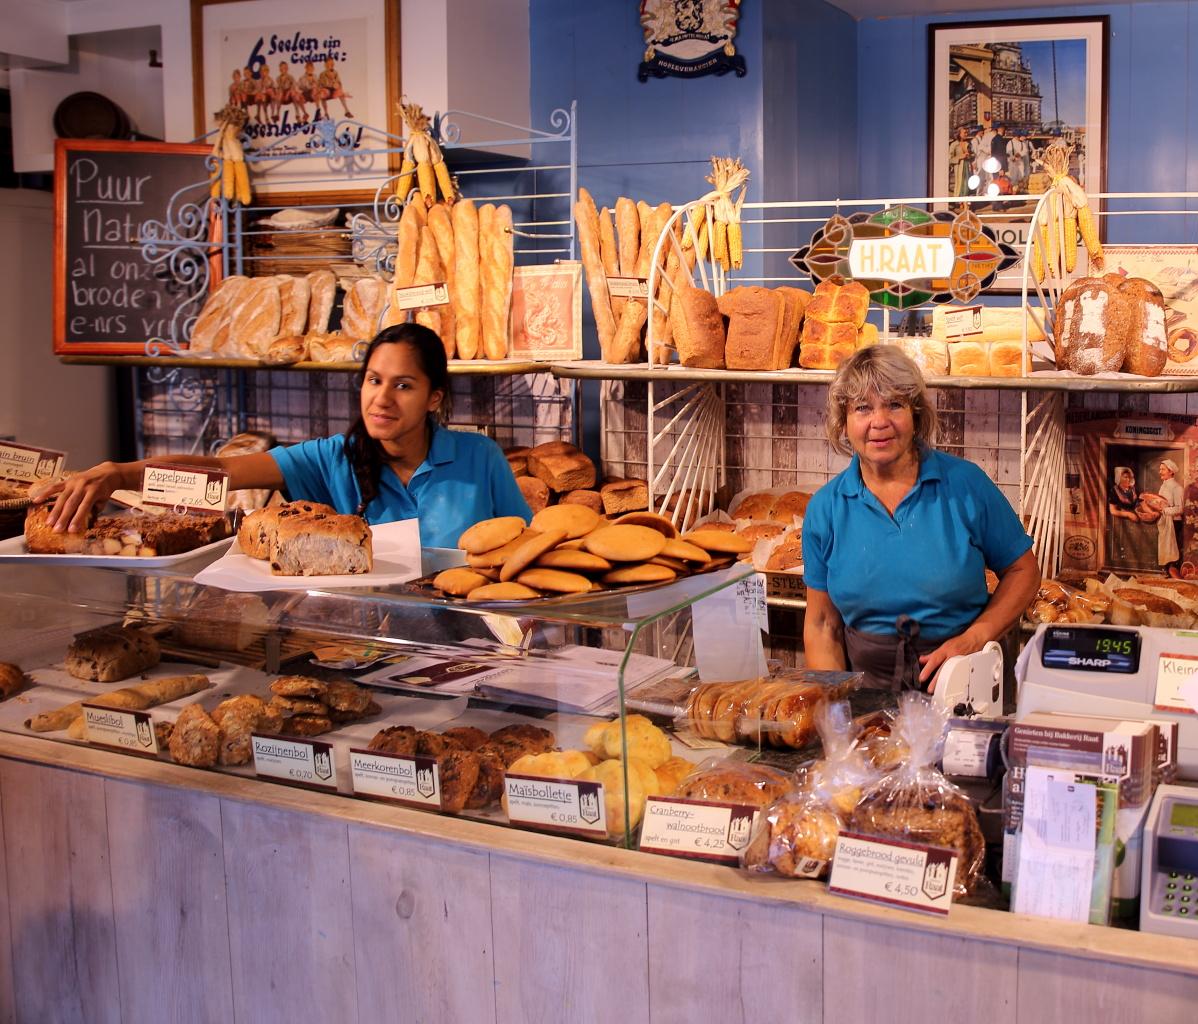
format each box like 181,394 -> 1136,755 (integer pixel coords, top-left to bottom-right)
899,338 -> 949,376
276,275 -> 310,338
948,340 -> 991,376
269,512 -> 373,576
932,305 -> 1046,344
342,277 -> 386,342
229,277 -> 282,358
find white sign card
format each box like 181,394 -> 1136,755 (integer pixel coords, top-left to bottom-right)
81,704 -> 159,757
504,773 -> 607,839
390,282 -> 450,311
252,734 -> 337,792
141,463 -> 229,513
1155,651 -> 1198,715
691,573 -> 767,681
0,442 -> 65,484
349,749 -> 441,809
639,797 -> 758,866
606,276 -> 649,299
828,831 -> 958,916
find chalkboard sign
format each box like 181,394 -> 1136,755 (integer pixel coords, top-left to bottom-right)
54,139 -> 221,355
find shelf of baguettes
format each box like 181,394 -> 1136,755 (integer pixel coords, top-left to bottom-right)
57,354 -> 547,376
549,360 -> 1198,392
0,727 -> 1195,981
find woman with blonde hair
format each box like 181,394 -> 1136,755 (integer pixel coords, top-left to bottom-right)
801,345 -> 1041,691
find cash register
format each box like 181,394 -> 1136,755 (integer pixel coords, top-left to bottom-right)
1015,622 -> 1197,777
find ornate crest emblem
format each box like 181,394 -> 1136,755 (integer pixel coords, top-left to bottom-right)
639,1 -> 747,81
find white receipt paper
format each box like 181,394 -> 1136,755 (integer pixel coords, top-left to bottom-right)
691,574 -> 768,682
1012,765 -> 1097,923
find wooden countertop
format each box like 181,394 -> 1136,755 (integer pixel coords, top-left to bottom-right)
1,729 -> 1193,976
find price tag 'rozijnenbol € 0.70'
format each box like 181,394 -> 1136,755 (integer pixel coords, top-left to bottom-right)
252,734 -> 338,792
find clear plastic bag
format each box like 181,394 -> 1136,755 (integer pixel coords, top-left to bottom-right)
674,759 -> 795,810
847,692 -> 985,895
743,701 -> 879,878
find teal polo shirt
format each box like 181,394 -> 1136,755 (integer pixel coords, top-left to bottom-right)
801,447 -> 1032,639
268,424 -> 531,549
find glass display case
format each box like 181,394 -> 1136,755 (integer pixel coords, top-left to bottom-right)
0,555 -> 769,847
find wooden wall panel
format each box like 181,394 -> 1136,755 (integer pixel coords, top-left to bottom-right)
647,884 -> 823,1024
823,916 -> 1017,1024
348,824 -> 495,1023
220,800 -> 357,1023
0,784 -> 14,1024
104,779 -> 234,1024
1017,949 -> 1198,1023
489,853 -> 649,1024
0,759 -> 121,1024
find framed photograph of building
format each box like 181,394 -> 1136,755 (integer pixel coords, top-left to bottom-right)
191,0 -> 400,198
927,17 -> 1107,226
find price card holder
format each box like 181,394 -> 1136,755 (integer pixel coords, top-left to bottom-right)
606,276 -> 649,299
81,704 -> 159,757
0,442 -> 66,485
391,282 -> 450,311
349,749 -> 441,809
252,734 -> 337,792
828,831 -> 958,916
141,463 -> 229,514
939,303 -> 984,338
504,773 -> 607,839
639,797 -> 758,866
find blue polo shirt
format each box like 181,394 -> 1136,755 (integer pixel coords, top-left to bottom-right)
268,424 -> 531,549
801,448 -> 1032,639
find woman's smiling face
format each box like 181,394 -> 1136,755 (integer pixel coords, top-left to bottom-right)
359,342 -> 444,455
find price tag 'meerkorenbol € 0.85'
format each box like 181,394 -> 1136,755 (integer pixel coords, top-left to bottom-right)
349,749 -> 441,809
504,773 -> 607,839
140,462 -> 228,513
252,734 -> 338,792
828,831 -> 959,916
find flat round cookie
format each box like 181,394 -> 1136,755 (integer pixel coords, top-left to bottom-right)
434,567 -> 489,596
530,504 -> 601,539
614,511 -> 678,538
269,676 -> 328,699
684,529 -> 754,555
660,538 -> 711,563
466,581 -> 542,602
602,562 -> 677,585
466,529 -> 542,568
458,516 -> 527,555
583,524 -> 668,562
498,529 -> 569,582
535,548 -> 612,572
516,567 -> 593,593
648,555 -> 689,572
556,537 -> 588,550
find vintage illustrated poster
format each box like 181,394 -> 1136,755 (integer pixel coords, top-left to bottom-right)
510,263 -> 583,361
1101,246 -> 1198,375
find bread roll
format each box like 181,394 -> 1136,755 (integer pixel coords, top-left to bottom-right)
305,270 -> 336,334
948,340 -> 991,377
1055,277 -> 1128,374
452,199 -> 482,360
670,284 -> 725,368
479,204 -> 513,360
427,203 -> 457,358
263,335 -> 307,365
798,319 -> 856,369
806,278 -> 869,326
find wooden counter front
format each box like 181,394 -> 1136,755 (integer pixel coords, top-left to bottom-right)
0,731 -> 1193,1024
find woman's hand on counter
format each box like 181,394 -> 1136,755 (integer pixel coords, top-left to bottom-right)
30,461 -> 133,533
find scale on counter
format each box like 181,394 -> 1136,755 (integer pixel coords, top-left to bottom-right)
1140,783 -> 1198,937
1016,623 -> 1198,777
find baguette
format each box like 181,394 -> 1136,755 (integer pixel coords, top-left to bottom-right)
599,207 -> 618,277
480,203 -> 514,360
452,199 -> 481,360
26,673 -> 213,733
413,224 -> 446,345
574,189 -> 617,360
395,201 -> 424,289
427,203 -> 457,358
614,196 -> 639,319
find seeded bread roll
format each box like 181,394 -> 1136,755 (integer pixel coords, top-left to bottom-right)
65,627 -> 160,682
269,513 -> 373,576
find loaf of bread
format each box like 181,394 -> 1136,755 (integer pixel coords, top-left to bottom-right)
718,286 -> 786,371
601,478 -> 649,515
775,287 -> 810,368
798,319 -> 856,369
899,338 -> 949,377
276,275 -> 310,338
931,304 -> 1046,344
306,270 -> 336,335
452,199 -> 482,360
671,283 -> 725,368
307,333 -> 358,363
65,627 -> 161,682
527,442 -> 596,493
24,501 -> 91,554
1116,276 -> 1168,376
269,512 -> 373,576
561,489 -> 603,513
989,340 -> 1024,377
948,340 -> 991,377
1055,277 -> 1128,374
516,475 -> 550,513
342,276 -> 387,342
26,673 -> 213,733
1112,587 -> 1184,615
806,278 -> 869,326
238,500 -> 337,559
262,335 -> 308,365
480,203 -> 514,360
190,275 -> 250,352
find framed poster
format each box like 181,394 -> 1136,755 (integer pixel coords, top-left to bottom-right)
927,17 -> 1107,226
191,0 -> 400,198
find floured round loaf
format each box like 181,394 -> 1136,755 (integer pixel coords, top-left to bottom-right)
1055,277 -> 1128,374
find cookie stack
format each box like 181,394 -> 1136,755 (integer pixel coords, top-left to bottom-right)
436,507 -> 754,601
266,675 -> 381,736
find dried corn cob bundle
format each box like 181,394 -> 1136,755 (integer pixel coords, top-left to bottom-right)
1028,142 -> 1102,284
210,105 -> 252,207
398,98 -> 456,206
681,156 -> 750,273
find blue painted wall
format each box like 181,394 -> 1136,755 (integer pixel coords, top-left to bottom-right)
857,3 -> 1198,241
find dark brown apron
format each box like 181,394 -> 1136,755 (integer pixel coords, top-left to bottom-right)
843,615 -> 940,692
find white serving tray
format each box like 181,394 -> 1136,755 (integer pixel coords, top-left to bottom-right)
193,519 -> 422,593
0,534 -> 235,569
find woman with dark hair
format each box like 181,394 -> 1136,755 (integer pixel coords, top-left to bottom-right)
33,324 -> 530,549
